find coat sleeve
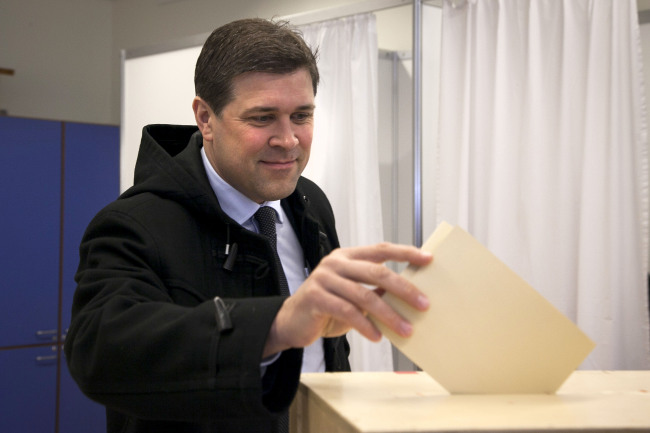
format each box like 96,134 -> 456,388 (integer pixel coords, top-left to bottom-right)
64,207 -> 302,423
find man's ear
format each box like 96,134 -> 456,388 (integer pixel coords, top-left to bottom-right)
192,96 -> 214,141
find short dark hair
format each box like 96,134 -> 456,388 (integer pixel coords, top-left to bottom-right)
194,18 -> 319,115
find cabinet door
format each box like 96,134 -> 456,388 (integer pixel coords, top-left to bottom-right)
0,117 -> 61,347
60,122 -> 119,432
0,346 -> 57,432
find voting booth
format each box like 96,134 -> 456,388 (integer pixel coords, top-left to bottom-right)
290,371 -> 650,433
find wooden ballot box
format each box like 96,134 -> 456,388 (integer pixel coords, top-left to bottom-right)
290,371 -> 650,433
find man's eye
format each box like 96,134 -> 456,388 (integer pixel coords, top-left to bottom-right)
292,112 -> 313,123
251,115 -> 273,123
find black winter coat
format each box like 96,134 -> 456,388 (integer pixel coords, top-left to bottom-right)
64,124 -> 350,433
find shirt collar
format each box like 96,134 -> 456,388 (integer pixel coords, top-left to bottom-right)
200,147 -> 284,225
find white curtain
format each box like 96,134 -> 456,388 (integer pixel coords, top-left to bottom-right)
299,14 -> 394,371
437,0 -> 650,369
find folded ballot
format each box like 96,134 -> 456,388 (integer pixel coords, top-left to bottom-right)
372,221 -> 595,394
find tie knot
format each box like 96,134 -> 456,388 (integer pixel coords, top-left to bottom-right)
254,206 -> 277,240
253,206 -> 290,297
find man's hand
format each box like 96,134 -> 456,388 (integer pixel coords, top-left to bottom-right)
263,242 -> 432,358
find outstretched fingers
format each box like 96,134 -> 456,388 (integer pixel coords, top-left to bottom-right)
266,242 -> 433,358
319,245 -> 431,312
312,245 -> 432,338
324,272 -> 421,338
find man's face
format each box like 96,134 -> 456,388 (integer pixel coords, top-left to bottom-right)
200,69 -> 315,204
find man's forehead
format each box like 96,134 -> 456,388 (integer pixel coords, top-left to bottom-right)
228,70 -> 315,110
231,69 -> 313,91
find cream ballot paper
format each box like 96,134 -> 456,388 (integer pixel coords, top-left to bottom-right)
372,222 -> 595,394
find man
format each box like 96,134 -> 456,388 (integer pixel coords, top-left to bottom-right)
65,18 -> 431,433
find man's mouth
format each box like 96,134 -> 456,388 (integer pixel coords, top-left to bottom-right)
260,159 -> 296,169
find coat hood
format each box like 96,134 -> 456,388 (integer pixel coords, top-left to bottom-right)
121,124 -> 225,220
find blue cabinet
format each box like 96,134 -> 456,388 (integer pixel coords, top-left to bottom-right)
0,346 -> 58,432
0,117 -> 118,432
0,117 -> 61,348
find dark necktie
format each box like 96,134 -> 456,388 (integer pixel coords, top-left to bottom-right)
255,206 -> 291,433
254,206 -> 290,297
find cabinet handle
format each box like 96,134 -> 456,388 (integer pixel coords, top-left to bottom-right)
35,329 -> 58,341
35,355 -> 57,364
35,347 -> 58,365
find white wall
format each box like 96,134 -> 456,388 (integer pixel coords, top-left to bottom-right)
0,0 -> 413,125
0,0 -> 113,123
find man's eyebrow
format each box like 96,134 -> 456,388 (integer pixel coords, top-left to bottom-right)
296,104 -> 316,111
242,104 -> 316,114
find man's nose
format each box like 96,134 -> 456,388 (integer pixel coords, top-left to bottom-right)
269,118 -> 299,148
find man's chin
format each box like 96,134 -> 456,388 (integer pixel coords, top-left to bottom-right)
254,181 -> 300,203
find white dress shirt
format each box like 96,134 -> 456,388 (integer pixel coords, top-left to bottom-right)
201,147 -> 325,373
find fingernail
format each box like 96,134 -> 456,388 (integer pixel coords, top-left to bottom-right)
400,321 -> 413,336
417,295 -> 430,309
